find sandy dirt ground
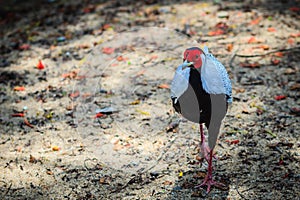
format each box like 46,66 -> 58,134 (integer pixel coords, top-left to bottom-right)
0,0 -> 299,199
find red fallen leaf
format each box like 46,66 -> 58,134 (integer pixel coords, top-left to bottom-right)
290,32 -> 300,37
150,55 -> 158,60
14,86 -> 25,91
37,60 -> 45,70
249,16 -> 262,25
215,22 -> 229,29
111,63 -> 119,67
287,38 -> 294,45
11,113 -> 25,117
240,62 -> 260,68
226,43 -> 233,52
19,44 -> 30,50
69,91 -> 80,98
226,139 -> 239,145
271,59 -> 280,65
267,27 -> 276,32
282,173 -> 289,179
94,112 -> 105,118
248,36 -> 259,43
290,107 -> 300,115
24,118 -> 34,128
83,5 -> 95,13
158,84 -> 170,89
116,56 -> 127,62
289,7 -> 300,12
102,24 -> 112,30
258,44 -> 270,50
208,29 -> 224,36
274,52 -> 284,57
124,143 -> 131,148
278,159 -> 284,165
102,47 -> 115,54
274,95 -> 286,101
62,71 -> 78,79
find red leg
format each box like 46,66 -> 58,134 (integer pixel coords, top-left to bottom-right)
199,124 -> 216,161
195,148 -> 225,193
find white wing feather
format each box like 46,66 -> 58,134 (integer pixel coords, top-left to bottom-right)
201,47 -> 232,103
170,63 -> 191,104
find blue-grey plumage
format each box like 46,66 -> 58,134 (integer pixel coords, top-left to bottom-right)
201,46 -> 232,103
170,61 -> 193,104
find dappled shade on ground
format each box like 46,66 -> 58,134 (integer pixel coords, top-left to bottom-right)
0,0 -> 299,199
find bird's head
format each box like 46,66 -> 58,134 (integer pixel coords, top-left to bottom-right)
183,47 -> 204,70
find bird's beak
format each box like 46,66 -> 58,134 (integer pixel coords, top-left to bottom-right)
181,60 -> 194,70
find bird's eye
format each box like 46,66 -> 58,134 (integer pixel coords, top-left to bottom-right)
195,55 -> 199,59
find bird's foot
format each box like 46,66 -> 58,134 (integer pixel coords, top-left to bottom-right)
200,143 -> 217,162
195,174 -> 225,193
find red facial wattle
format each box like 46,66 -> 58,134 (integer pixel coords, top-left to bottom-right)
183,48 -> 203,69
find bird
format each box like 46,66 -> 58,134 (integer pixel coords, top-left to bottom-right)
170,46 -> 232,192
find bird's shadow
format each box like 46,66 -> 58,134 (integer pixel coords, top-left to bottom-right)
167,158 -> 231,199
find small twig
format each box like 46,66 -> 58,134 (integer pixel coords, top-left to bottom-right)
229,46 -> 300,68
229,48 -> 239,69
235,46 -> 300,58
235,179 -> 251,200
0,181 -> 12,199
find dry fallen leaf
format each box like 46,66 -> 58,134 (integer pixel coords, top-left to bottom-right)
226,43 -> 233,52
24,118 -> 34,128
287,38 -> 294,45
69,91 -> 80,98
271,58 -> 280,65
29,155 -> 37,163
274,52 -> 284,57
117,56 -> 127,61
267,27 -> 276,32
290,83 -> 300,91
130,99 -> 140,105
235,88 -> 245,93
248,36 -> 262,44
163,180 -> 173,185
46,169 -> 54,175
208,29 -> 224,36
136,109 -> 150,115
240,62 -> 260,68
274,95 -> 286,101
158,84 -> 170,89
52,146 -> 61,151
37,60 -> 45,70
249,16 -> 262,25
102,47 -> 115,54
258,44 -> 270,50
284,68 -> 295,75
13,86 -> 25,91
113,143 -> 123,151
